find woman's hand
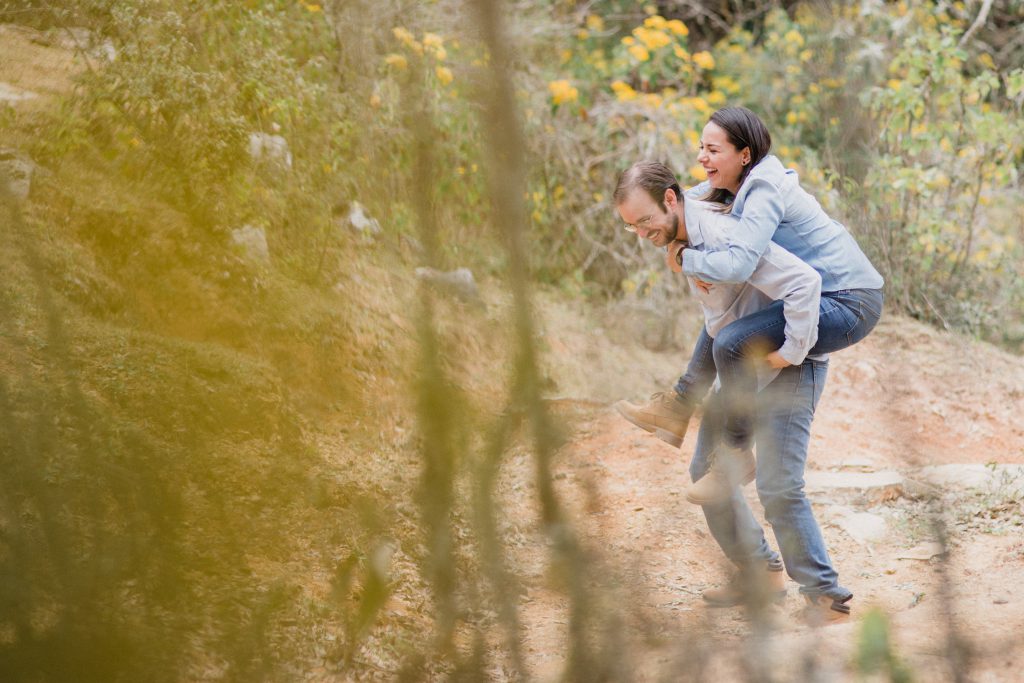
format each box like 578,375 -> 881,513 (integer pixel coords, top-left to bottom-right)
693,278 -> 713,294
764,351 -> 792,369
665,240 -> 686,273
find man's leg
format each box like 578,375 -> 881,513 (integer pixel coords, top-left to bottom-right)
673,326 -> 717,406
754,359 -> 853,620
690,393 -> 781,583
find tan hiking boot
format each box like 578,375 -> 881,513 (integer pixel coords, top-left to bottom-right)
703,565 -> 787,608
685,444 -> 756,505
613,391 -> 693,448
802,595 -> 852,626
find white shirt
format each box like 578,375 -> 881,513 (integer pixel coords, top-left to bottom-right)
683,198 -> 822,370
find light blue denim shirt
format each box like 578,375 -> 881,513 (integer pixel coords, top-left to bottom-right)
683,199 -> 821,367
681,155 -> 884,292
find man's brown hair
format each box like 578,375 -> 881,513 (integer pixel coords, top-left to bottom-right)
613,161 -> 682,211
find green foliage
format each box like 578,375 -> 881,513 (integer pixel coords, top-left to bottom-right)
857,17 -> 1024,336
856,608 -> 914,682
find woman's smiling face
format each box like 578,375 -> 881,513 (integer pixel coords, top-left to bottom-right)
697,121 -> 750,194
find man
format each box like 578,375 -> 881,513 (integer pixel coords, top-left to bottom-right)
612,161 -> 853,624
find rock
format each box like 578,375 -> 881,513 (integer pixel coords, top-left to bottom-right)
836,456 -> 882,472
0,149 -> 35,200
0,82 -> 40,105
248,132 -> 292,169
917,464 -> 1024,497
32,26 -> 117,61
414,267 -> 481,305
897,542 -> 946,561
831,509 -> 888,545
346,201 -> 381,236
231,224 -> 270,263
805,470 -> 904,492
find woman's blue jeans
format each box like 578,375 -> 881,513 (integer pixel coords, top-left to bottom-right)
690,359 -> 851,601
674,288 -> 883,448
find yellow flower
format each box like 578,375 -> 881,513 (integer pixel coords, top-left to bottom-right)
686,96 -> 710,114
786,111 -> 799,124
808,83 -> 821,94
707,90 -> 726,106
457,166 -> 466,175
628,44 -> 650,62
369,93 -> 382,108
689,164 -> 707,181
560,48 -> 572,64
435,66 -> 454,85
786,64 -> 801,75
553,185 -> 566,200
784,29 -> 804,47
304,3 -> 321,11
586,14 -> 604,31
393,26 -> 415,44
685,130 -> 699,146
635,27 -> 671,50
621,36 -> 636,46
979,53 -> 995,70
384,53 -> 408,69
641,93 -> 663,108
887,79 -> 902,91
611,80 -> 637,101
644,4 -> 657,15
592,192 -> 604,203
643,15 -> 667,30
577,29 -> 590,40
432,45 -> 447,60
548,79 -> 579,105
673,45 -> 690,60
422,32 -> 443,48
713,75 -> 740,94
666,19 -> 688,36
800,49 -> 813,62
692,51 -> 715,69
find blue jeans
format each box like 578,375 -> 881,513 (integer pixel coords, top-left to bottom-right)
689,359 -> 851,601
674,288 -> 883,447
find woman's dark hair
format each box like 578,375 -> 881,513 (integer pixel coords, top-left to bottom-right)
701,106 -> 772,209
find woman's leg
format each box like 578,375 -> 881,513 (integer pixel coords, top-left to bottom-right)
712,288 -> 883,448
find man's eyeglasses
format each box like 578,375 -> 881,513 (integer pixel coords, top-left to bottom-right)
623,215 -> 653,233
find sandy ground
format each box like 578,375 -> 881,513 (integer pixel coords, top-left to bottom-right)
492,311 -> 1024,682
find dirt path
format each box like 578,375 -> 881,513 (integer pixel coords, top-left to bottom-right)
498,314 -> 1024,681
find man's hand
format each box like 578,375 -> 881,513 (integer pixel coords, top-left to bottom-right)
764,351 -> 792,370
665,240 -> 686,273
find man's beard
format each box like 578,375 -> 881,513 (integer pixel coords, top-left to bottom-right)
666,212 -> 679,242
